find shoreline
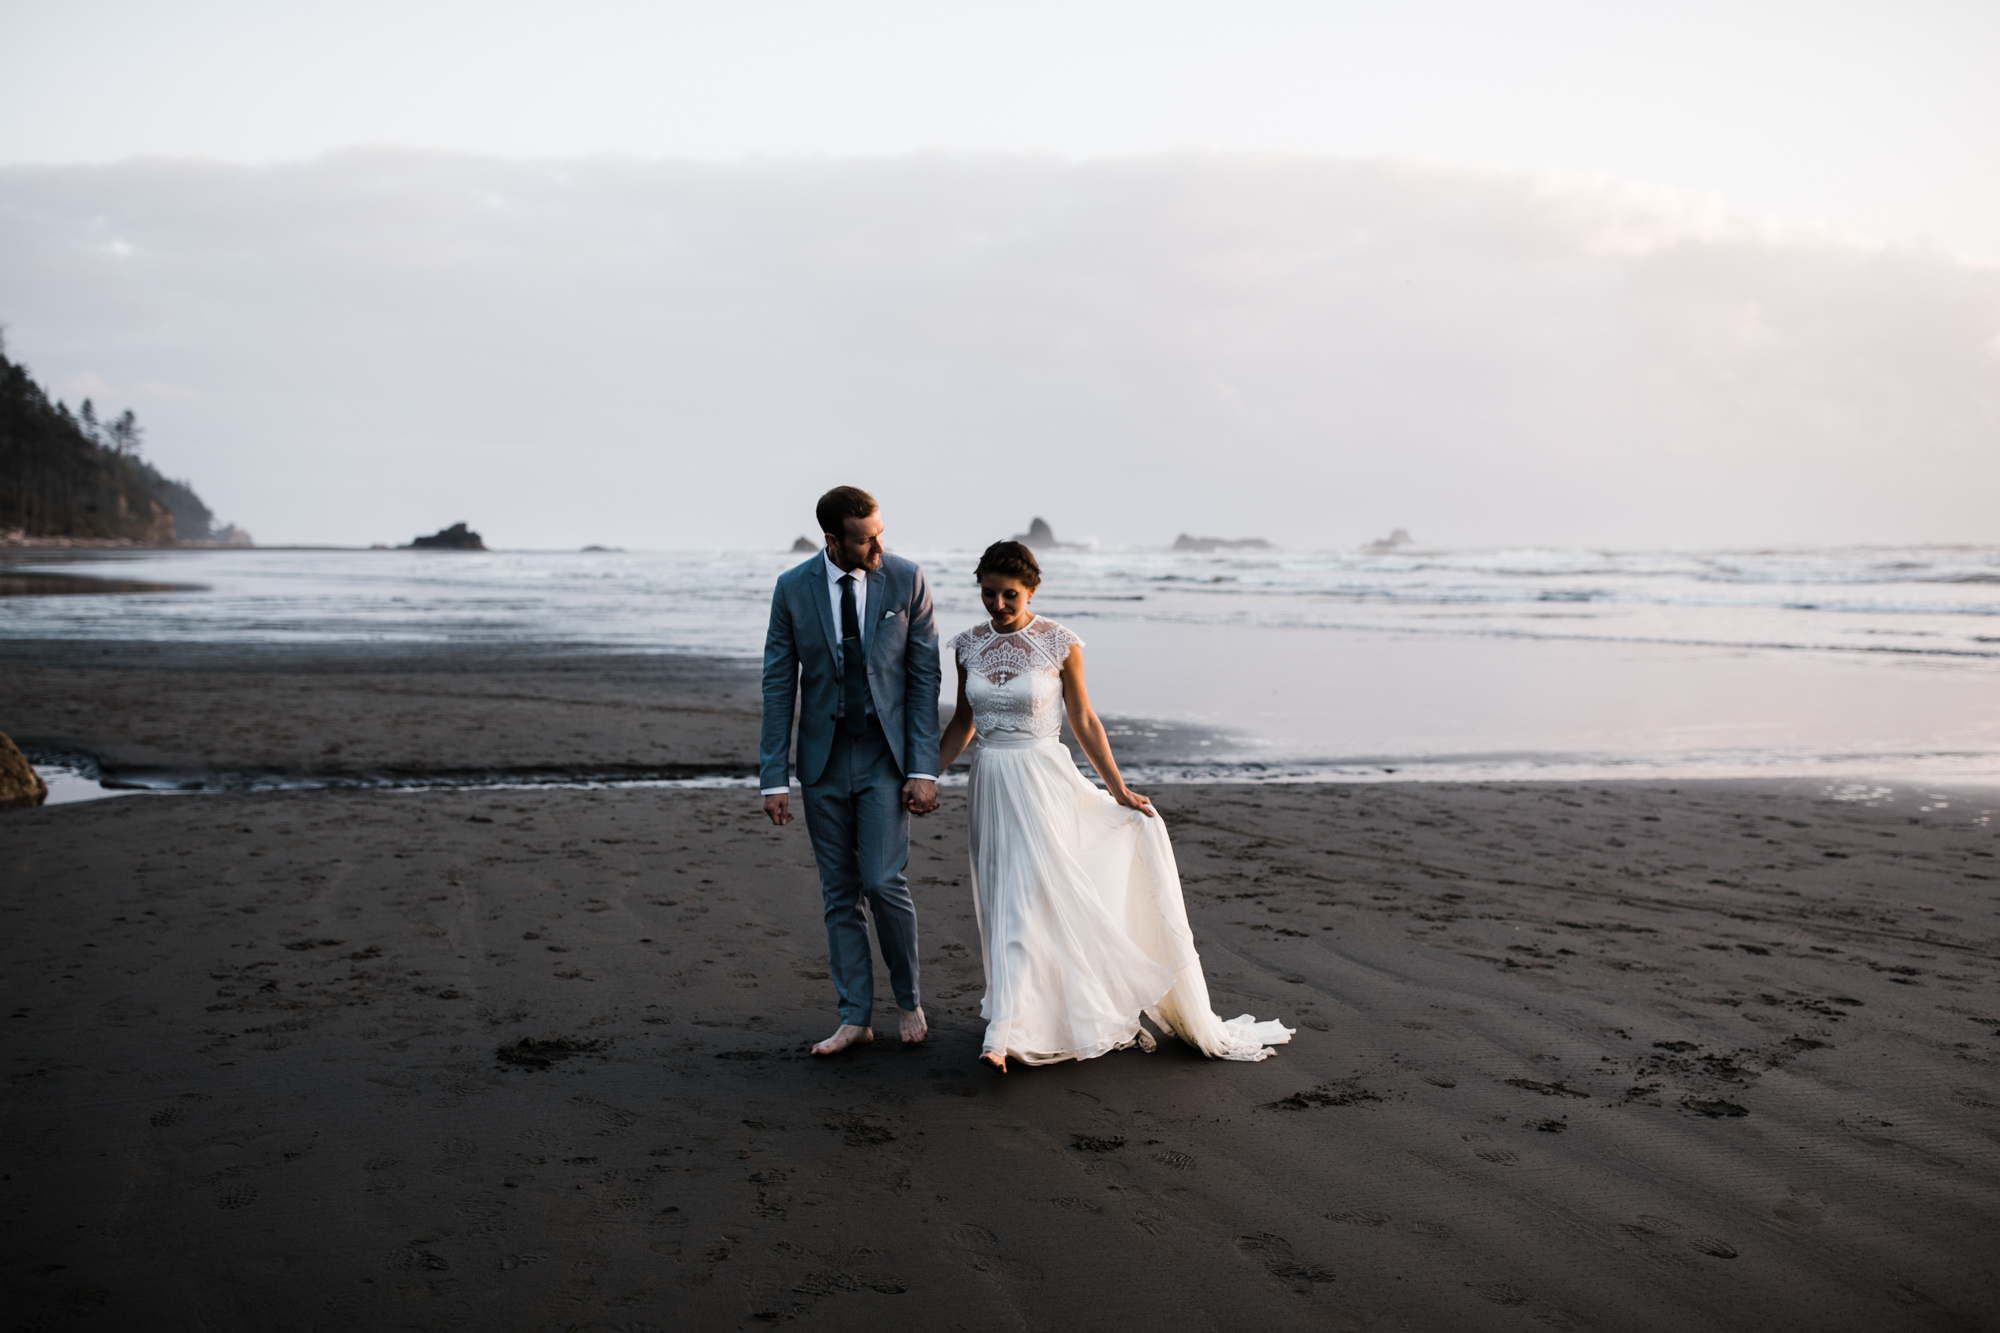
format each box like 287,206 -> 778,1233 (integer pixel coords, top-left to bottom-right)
6,545 -> 1998,793
8,638 -> 1997,797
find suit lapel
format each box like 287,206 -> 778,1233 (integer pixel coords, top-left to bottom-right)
865,567 -> 889,659
808,558 -> 841,664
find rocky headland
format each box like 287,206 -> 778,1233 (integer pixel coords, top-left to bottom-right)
0,339 -> 240,546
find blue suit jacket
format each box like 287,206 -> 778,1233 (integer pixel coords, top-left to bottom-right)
759,551 -> 942,790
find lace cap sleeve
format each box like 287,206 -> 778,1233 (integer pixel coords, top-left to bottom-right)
948,623 -> 988,663
1031,618 -> 1084,662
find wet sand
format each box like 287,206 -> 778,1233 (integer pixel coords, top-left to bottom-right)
3,646 -> 2000,1330
0,640 -> 762,785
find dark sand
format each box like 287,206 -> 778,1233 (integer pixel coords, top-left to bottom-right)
0,641 -> 762,785
4,644 -> 2000,1330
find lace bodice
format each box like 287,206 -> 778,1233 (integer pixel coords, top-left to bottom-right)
950,616 -> 1084,741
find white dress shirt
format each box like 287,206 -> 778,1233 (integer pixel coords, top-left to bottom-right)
760,550 -> 933,793
824,548 -> 869,651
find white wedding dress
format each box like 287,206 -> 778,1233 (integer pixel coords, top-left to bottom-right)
950,616 -> 1294,1065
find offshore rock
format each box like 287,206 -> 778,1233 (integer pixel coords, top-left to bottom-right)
1173,534 -> 1274,553
0,732 -> 48,809
405,523 -> 486,551
1362,528 -> 1414,554
791,535 -> 819,553
1012,517 -> 1086,550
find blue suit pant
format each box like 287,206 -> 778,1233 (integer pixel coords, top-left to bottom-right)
799,717 -> 920,1026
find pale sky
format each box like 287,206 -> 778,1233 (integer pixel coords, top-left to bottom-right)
1,2 -> 1995,548
6,0 -> 1996,259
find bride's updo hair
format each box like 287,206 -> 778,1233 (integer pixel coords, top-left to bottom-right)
974,540 -> 1041,589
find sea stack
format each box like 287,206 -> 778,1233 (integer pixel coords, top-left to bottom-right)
405,523 -> 486,551
1012,517 -> 1084,550
791,536 -> 818,553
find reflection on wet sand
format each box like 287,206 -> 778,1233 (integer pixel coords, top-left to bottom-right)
0,569 -> 203,596
0,552 -> 204,597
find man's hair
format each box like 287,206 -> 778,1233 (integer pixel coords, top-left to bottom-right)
816,486 -> 878,538
974,540 -> 1041,589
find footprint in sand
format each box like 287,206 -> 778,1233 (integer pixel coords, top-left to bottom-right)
792,1267 -> 909,1298
1410,1221 -> 1454,1240
827,1114 -> 897,1146
1264,1082 -> 1382,1111
1682,1095 -> 1749,1119
1403,1151 -> 1484,1187
388,1248 -> 450,1272
947,1223 -> 1041,1282
1470,1280 -> 1529,1306
1504,1076 -> 1590,1100
1050,1196 -> 1105,1214
1623,1215 -> 1738,1261
1949,1086 -> 2000,1112
1771,1188 -> 1826,1226
1235,1233 -> 1336,1294
214,1183 -> 258,1210
1326,1210 -> 1390,1227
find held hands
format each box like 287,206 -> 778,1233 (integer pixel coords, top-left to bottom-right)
1111,785 -> 1156,818
903,778 -> 939,816
767,782 -> 936,823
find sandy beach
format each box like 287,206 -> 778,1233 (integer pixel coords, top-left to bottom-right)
0,639 -> 763,787
4,643 -> 1999,1330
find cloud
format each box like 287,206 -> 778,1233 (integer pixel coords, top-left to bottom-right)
0,150 -> 1994,549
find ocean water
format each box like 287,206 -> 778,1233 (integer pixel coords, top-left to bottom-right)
5,545 -> 1998,785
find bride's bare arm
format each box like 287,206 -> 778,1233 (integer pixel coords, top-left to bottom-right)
936,662 -> 976,771
1059,648 -> 1155,817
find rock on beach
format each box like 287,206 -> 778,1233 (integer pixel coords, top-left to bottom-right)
0,731 -> 47,808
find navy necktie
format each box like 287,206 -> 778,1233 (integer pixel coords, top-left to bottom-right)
839,573 -> 867,736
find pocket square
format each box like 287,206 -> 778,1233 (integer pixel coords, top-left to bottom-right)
883,610 -> 899,619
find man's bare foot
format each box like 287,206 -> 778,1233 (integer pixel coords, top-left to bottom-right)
981,1050 -> 1007,1073
810,1024 -> 873,1056
898,1006 -> 928,1044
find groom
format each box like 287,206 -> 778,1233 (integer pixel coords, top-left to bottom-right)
760,486 -> 942,1055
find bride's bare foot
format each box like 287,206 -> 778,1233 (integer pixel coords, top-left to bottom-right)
810,1024 -> 873,1056
980,1050 -> 1007,1073
898,1006 -> 928,1044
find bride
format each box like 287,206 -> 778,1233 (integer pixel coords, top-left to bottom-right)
937,540 -> 1294,1071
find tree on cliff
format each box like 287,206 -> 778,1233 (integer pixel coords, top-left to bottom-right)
0,337 -> 217,542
